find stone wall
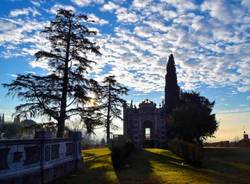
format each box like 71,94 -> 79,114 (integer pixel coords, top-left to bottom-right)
0,131 -> 83,184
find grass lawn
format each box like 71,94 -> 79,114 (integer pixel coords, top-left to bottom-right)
55,147 -> 250,184
54,148 -> 119,184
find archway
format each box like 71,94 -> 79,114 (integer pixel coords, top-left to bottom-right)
143,121 -> 154,147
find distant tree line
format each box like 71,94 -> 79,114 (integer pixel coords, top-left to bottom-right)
0,119 -> 36,139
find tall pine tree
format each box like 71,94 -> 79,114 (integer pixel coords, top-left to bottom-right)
165,54 -> 180,112
100,75 -> 128,144
3,9 -> 101,137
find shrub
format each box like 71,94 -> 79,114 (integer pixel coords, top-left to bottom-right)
168,139 -> 203,167
111,139 -> 134,169
0,123 -> 23,139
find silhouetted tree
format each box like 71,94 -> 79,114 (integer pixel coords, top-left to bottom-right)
167,91 -> 218,144
13,115 -> 20,124
165,54 -> 180,112
100,138 -> 106,145
21,119 -> 37,126
100,75 -> 128,144
3,9 -> 101,137
81,109 -> 104,134
0,114 -> 5,124
0,123 -> 23,139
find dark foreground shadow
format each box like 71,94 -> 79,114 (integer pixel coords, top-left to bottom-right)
53,148 -> 119,184
52,148 -> 250,184
116,148 -> 250,184
115,149 -> 165,184
115,149 -> 193,184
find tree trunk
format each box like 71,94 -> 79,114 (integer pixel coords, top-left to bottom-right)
57,20 -> 71,138
106,83 -> 111,144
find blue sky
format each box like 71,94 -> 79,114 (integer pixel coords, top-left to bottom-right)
0,0 -> 250,141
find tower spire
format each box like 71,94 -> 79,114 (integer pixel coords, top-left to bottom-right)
130,100 -> 133,108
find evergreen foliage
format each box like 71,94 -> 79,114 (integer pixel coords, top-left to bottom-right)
100,75 -> 128,144
3,9 -> 101,137
165,54 -> 180,112
100,138 -> 106,145
0,123 -> 23,139
167,91 -> 218,144
0,114 -> 5,123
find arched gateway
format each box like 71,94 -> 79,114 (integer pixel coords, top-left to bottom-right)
123,99 -> 167,148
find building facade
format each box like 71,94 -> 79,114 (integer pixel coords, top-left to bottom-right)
123,100 -> 167,148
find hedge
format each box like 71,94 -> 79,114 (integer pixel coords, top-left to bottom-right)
110,138 -> 134,169
168,139 -> 203,167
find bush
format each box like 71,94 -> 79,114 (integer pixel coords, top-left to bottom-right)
111,139 -> 134,169
0,123 -> 23,139
169,139 -> 203,167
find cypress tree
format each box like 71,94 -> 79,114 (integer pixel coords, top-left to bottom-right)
165,54 -> 180,112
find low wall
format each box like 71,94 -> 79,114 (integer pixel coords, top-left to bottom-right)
0,132 -> 82,184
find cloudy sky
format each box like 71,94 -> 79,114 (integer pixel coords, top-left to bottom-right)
0,0 -> 250,141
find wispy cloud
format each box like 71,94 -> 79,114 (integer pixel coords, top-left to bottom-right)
50,4 -> 76,14
9,7 -> 40,17
7,73 -> 17,78
88,13 -> 109,25
100,1 -> 120,12
0,0 -> 250,95
71,0 -> 104,7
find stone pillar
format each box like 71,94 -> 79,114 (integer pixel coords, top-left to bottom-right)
69,131 -> 83,170
34,131 -> 52,184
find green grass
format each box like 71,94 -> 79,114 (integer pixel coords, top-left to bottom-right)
54,148 -> 119,184
118,148 -> 250,184
203,147 -> 250,181
56,147 -> 250,184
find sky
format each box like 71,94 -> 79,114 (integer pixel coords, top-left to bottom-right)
0,0 -> 250,142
